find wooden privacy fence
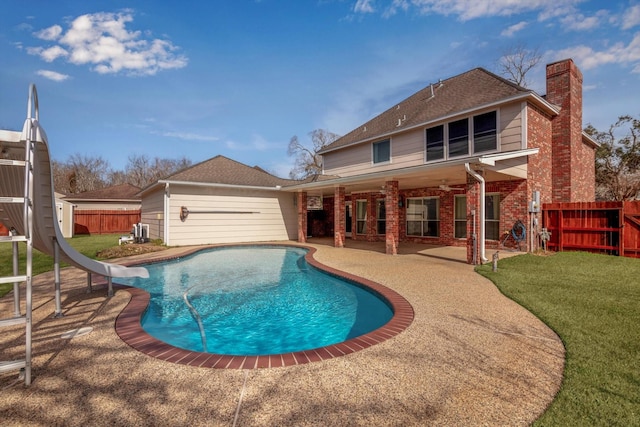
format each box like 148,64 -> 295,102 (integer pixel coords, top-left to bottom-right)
542,201 -> 640,258
74,210 -> 141,235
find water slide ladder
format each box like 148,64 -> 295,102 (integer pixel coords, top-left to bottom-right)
0,91 -> 37,385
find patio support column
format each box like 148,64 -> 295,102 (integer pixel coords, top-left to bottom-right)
466,170 -> 482,264
385,180 -> 399,255
334,186 -> 346,248
297,192 -> 307,243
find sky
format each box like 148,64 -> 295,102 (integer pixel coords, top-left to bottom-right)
1,1 -> 639,178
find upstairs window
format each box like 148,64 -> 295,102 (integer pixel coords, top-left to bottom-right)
373,139 -> 390,164
425,110 -> 498,162
474,111 -> 497,153
426,125 -> 444,161
448,119 -> 469,157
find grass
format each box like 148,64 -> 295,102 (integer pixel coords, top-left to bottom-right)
477,252 -> 640,426
0,234 -> 124,297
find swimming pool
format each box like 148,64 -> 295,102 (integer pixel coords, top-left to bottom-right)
119,246 -> 397,356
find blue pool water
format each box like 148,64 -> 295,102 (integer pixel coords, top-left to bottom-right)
119,246 -> 393,356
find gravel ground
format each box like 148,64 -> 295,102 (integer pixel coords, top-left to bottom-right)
0,240 -> 564,426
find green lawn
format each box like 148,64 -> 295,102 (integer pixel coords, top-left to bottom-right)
0,234 -> 123,297
477,252 -> 640,426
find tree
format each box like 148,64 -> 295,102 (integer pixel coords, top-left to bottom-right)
51,153 -> 192,193
497,44 -> 542,88
287,129 -> 340,179
585,115 -> 640,201
124,154 -> 192,188
52,154 -> 111,194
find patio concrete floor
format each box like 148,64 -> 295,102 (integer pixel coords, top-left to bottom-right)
0,240 -> 563,426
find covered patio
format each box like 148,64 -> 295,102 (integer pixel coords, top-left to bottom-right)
288,151 -> 536,264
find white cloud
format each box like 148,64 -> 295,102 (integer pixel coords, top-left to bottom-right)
501,21 -> 528,37
40,45 -> 69,62
158,132 -> 219,142
33,24 -> 63,41
548,32 -> 640,72
26,11 -> 187,76
354,0 -> 376,13
560,10 -> 607,31
36,70 -> 70,82
622,5 -> 640,30
224,133 -> 274,151
366,0 -> 584,22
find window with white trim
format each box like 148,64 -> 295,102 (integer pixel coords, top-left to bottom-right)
473,111 -> 497,153
376,199 -> 386,234
406,197 -> 439,237
454,195 -> 467,239
485,193 -> 500,240
356,200 -> 367,234
426,125 -> 444,161
425,110 -> 498,162
448,118 -> 469,157
372,139 -> 390,164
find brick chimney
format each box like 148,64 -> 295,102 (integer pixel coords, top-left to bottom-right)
545,59 -> 594,202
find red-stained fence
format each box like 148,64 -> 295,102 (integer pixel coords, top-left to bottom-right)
542,201 -> 640,258
74,210 -> 141,235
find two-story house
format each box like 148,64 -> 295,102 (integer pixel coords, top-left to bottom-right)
138,58 -> 597,264
288,58 -> 598,263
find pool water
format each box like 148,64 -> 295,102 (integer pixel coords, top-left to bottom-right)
119,246 -> 393,356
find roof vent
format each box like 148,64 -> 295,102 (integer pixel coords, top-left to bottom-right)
396,119 -> 402,127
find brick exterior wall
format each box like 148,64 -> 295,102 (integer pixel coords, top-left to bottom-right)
546,58 -> 595,202
334,186 -> 346,248
297,192 -> 307,242
526,104 -> 554,205
466,173 -> 481,263
385,180 -> 399,255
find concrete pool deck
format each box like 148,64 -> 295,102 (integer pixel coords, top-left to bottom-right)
0,240 -> 564,426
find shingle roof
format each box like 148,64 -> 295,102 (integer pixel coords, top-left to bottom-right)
319,67 -> 531,153
164,155 -> 296,187
64,183 -> 141,200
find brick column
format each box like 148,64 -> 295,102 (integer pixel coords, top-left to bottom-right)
334,186 -> 346,248
466,173 -> 481,264
385,180 -> 399,255
297,192 -> 307,243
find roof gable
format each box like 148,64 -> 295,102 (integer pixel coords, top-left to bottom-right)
320,68 -> 531,153
164,155 -> 295,187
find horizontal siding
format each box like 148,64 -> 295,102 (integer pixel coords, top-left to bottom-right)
141,188 -> 164,241
499,102 -> 523,152
324,130 -> 424,177
166,186 -> 297,246
324,103 -> 526,176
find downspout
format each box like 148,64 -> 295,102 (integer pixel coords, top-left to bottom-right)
465,163 -> 488,263
164,182 -> 170,246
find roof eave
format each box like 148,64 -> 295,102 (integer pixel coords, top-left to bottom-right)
157,180 -> 284,191
285,148 -> 539,191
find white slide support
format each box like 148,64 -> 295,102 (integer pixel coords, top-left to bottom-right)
0,87 -> 148,295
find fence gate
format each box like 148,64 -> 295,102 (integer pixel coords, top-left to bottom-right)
542,201 -> 640,258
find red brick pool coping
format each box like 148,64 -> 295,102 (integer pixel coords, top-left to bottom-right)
114,244 -> 414,369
